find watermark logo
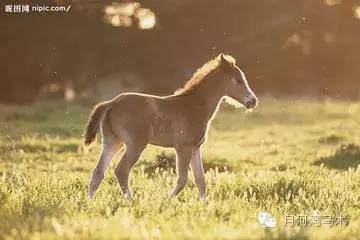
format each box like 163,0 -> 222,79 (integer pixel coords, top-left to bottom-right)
284,212 -> 348,227
4,4 -> 71,13
258,212 -> 277,228
258,211 -> 348,228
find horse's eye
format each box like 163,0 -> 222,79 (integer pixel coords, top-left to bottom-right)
231,77 -> 242,85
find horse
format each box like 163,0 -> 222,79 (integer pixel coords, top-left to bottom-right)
83,53 -> 258,201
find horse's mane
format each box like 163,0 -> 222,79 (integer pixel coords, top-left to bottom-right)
174,54 -> 236,95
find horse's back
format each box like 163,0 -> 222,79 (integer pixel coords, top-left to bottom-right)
108,92 -> 181,146
108,92 -> 166,143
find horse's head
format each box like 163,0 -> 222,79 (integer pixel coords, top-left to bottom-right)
218,54 -> 258,109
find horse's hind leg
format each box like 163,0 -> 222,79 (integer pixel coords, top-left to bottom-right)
114,142 -> 145,201
89,125 -> 123,198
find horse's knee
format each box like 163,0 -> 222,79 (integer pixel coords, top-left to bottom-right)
114,165 -> 129,184
114,154 -> 138,181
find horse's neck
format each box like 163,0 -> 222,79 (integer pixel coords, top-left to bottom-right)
187,72 -> 225,118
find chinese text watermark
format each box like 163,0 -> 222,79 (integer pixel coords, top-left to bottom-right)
284,214 -> 348,227
4,4 -> 71,13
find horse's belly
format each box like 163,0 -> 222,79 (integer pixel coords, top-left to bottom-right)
149,136 -> 174,148
149,116 -> 176,147
149,127 -> 175,147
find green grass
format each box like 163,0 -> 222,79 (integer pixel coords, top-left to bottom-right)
0,97 -> 360,240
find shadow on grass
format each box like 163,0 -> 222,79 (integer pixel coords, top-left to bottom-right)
313,144 -> 360,170
143,151 -> 233,176
8,142 -> 79,153
318,134 -> 345,145
262,228 -> 306,240
5,112 -> 49,122
271,164 -> 296,172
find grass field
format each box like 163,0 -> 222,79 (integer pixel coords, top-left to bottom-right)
1,97 -> 360,240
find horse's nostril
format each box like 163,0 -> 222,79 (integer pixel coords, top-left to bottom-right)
246,98 -> 258,108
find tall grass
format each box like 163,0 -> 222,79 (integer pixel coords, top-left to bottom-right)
0,98 -> 360,239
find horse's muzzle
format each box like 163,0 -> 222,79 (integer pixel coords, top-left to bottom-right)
245,97 -> 258,109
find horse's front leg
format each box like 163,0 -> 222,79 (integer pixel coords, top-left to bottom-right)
170,146 -> 193,197
190,148 -> 206,201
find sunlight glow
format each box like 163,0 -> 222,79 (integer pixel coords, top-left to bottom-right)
355,6 -> 360,20
104,2 -> 156,29
324,0 -> 341,6
136,8 -> 156,30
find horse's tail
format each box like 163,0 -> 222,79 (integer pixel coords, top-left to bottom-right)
83,101 -> 112,146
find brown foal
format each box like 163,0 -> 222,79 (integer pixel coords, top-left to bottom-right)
83,53 -> 258,201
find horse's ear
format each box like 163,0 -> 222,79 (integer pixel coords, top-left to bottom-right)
218,53 -> 228,64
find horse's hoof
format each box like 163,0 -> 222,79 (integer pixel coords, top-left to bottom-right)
88,190 -> 95,199
124,192 -> 133,202
199,195 -> 208,205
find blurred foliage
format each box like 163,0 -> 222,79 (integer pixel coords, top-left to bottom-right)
1,0 -> 360,103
